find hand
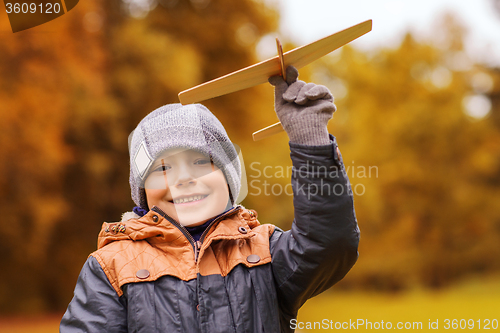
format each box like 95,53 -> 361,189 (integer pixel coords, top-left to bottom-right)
269,66 -> 336,145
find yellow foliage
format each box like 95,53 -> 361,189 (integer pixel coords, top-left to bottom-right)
0,0 -> 499,315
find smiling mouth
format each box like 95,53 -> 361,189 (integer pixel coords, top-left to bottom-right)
172,194 -> 208,204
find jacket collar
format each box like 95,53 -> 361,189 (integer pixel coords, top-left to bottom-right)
97,205 -> 259,250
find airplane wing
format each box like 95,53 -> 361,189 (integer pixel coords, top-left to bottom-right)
178,19 -> 372,105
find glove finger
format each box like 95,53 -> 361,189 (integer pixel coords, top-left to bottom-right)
270,66 -> 299,87
268,74 -> 290,103
268,73 -> 285,87
304,85 -> 334,101
321,101 -> 337,114
285,66 -> 299,85
295,83 -> 317,105
283,80 -> 306,103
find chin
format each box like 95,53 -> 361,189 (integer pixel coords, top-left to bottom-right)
159,194 -> 229,227
177,209 -> 218,227
175,196 -> 226,227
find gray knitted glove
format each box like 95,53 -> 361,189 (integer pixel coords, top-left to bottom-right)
269,66 -> 336,145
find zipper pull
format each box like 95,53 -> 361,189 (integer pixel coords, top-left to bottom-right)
194,240 -> 202,263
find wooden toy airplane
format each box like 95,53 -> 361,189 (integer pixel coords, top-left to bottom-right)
178,19 -> 372,141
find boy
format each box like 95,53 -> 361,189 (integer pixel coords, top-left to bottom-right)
60,66 -> 359,332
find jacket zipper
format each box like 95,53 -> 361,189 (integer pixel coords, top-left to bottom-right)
194,206 -> 240,262
199,206 -> 240,245
151,206 -> 240,263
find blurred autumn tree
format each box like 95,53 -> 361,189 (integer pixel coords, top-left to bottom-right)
0,0 -> 278,313
1,0 -> 500,316
312,14 -> 500,290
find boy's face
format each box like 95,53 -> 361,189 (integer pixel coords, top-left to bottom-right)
144,148 -> 230,227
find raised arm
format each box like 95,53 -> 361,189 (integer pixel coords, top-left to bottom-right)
268,66 -> 359,328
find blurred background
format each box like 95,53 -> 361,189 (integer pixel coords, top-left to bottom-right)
0,0 -> 499,331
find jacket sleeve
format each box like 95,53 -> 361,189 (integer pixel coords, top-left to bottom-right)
270,135 -> 359,322
60,256 -> 128,333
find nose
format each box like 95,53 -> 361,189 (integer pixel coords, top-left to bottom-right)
173,165 -> 197,187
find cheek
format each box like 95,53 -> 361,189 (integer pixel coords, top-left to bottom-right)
145,188 -> 167,206
208,172 -> 229,199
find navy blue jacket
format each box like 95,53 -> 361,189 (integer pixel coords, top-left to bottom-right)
61,138 -> 359,332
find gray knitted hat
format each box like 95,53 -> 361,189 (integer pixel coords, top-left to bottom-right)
129,103 -> 241,210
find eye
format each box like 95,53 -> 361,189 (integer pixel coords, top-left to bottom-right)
153,164 -> 171,172
194,158 -> 212,165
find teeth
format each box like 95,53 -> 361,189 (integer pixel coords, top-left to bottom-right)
173,195 -> 206,204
